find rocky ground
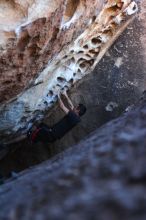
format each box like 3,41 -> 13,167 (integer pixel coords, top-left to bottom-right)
0,95 -> 146,220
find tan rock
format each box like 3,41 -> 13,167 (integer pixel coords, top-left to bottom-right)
0,0 -> 104,103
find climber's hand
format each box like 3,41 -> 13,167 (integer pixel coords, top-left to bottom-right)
61,90 -> 68,97
57,91 -> 61,99
58,94 -> 69,114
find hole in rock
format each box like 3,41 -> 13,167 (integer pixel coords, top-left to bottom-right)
44,101 -> 48,105
79,60 -> 91,69
91,38 -> 102,45
63,55 -> 68,59
85,54 -> 92,58
64,85 -> 69,89
92,16 -> 96,22
79,62 -> 86,69
47,90 -> 53,97
83,45 -> 89,49
78,58 -> 86,64
57,77 -> 66,83
78,51 -> 84,54
133,4 -> 137,11
70,57 -> 75,63
77,68 -> 81,73
102,29 -> 113,36
68,78 -> 74,84
89,49 -> 100,57
89,59 -> 95,65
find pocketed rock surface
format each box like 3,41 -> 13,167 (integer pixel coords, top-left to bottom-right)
0,0 -> 138,143
0,97 -> 146,220
0,0 -> 103,103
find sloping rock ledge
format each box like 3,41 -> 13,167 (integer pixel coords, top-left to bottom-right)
0,96 -> 146,219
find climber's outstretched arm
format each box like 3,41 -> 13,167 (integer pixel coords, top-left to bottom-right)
61,90 -> 74,110
58,94 -> 69,114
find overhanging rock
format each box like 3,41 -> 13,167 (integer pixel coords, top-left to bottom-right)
0,0 -> 138,143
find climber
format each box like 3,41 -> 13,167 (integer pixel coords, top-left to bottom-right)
27,91 -> 86,143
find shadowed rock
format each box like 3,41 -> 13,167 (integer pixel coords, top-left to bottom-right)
0,98 -> 146,219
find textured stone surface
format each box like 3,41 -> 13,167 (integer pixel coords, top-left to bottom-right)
0,2 -> 146,218
0,0 -> 103,103
0,0 -> 138,143
1,98 -> 146,219
0,0 -> 145,170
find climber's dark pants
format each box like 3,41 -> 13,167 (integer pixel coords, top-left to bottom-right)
29,123 -> 56,144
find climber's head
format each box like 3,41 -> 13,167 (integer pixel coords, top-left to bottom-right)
74,104 -> 86,117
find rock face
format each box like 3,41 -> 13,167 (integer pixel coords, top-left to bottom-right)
1,97 -> 146,220
0,0 -> 138,143
0,9 -> 146,173
0,0 -> 103,103
0,1 -> 146,218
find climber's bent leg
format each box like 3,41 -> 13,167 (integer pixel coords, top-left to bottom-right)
27,123 -> 55,143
